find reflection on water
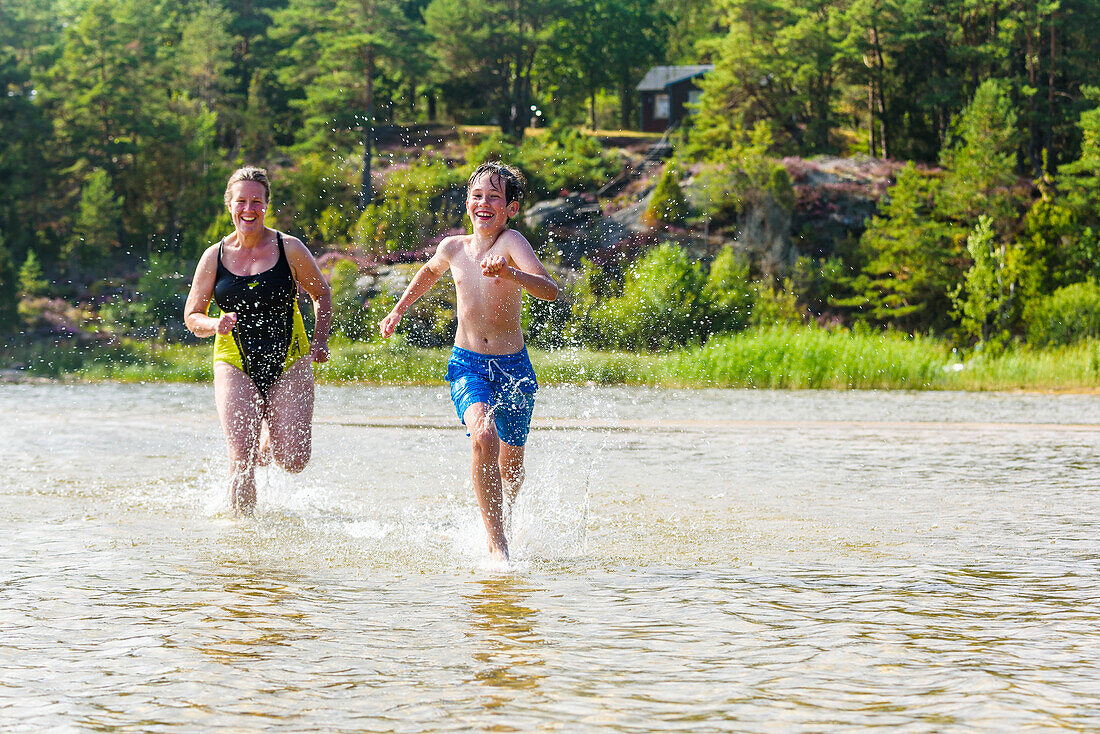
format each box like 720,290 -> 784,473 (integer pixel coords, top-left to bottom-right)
465,578 -> 544,695
1,383 -> 1099,731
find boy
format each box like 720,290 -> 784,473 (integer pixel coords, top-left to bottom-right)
380,162 -> 559,562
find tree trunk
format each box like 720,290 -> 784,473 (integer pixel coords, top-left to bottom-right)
359,46 -> 374,211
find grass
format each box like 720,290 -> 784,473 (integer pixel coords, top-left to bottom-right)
663,327 -> 952,389
3,327 -> 1099,392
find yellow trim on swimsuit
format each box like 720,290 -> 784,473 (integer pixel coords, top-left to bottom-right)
212,300 -> 310,374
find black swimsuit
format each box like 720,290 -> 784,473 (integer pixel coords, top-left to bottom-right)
213,233 -> 307,396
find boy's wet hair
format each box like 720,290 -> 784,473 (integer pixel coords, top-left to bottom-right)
468,162 -> 526,205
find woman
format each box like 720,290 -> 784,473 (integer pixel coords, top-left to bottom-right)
184,166 -> 332,515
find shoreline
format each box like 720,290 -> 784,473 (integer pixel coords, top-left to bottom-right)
4,326 -> 1100,393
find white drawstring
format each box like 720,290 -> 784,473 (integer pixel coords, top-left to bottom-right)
485,357 -> 532,394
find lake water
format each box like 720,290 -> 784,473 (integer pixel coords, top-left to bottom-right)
2,383 -> 1099,731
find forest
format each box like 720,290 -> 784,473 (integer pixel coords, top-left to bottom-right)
3,0 -> 1100,381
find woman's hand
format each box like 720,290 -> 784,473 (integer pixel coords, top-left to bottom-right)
310,341 -> 330,363
216,312 -> 238,334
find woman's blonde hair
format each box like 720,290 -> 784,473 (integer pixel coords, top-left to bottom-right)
224,166 -> 271,207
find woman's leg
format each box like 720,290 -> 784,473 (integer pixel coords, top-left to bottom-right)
214,362 -> 264,515
264,357 -> 315,474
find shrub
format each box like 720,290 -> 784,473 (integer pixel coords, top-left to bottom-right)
592,243 -> 707,350
644,163 -> 689,227
1025,281 -> 1100,346
703,247 -> 754,334
328,258 -> 374,341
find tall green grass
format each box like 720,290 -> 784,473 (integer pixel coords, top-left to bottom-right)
664,326 -> 952,389
4,327 -> 1100,391
946,340 -> 1100,391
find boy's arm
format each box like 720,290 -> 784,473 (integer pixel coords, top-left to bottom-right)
481,231 -> 559,301
379,247 -> 450,338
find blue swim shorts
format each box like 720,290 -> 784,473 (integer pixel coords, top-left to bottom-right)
446,345 -> 538,447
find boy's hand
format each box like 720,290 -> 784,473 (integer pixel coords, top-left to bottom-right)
379,309 -> 402,338
481,255 -> 512,278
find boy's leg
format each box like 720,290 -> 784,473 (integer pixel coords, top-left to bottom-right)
463,401 -> 509,561
494,388 -> 534,517
499,443 -> 525,514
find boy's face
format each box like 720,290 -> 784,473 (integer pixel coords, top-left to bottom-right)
466,172 -> 520,237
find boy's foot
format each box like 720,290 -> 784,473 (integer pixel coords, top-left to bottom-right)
488,541 -> 509,563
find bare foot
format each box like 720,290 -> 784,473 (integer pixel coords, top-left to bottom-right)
257,421 -> 272,467
228,488 -> 256,518
487,540 -> 509,563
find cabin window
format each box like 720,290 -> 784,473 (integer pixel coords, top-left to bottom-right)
687,89 -> 703,110
654,94 -> 670,119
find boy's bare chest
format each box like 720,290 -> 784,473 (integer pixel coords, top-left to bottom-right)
452,252 -> 511,294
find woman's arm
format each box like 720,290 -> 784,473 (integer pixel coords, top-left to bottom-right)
285,236 -> 333,363
184,246 -> 237,337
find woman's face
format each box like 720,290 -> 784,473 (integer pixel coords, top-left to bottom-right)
227,180 -> 267,236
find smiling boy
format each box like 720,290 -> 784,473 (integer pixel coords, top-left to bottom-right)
380,162 -> 558,562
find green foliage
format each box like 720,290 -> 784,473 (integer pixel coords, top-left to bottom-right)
1025,282 -> 1100,347
100,254 -> 189,339
328,258 -> 375,340
270,0 -> 425,154
465,129 -> 616,199
537,0 -> 670,128
949,216 -> 1021,347
669,325 -> 950,389
702,247 -> 754,334
938,79 -> 1022,227
591,243 -> 708,351
644,163 -> 689,227
1059,87 -> 1100,217
354,153 -> 466,252
276,155 -> 359,244
423,0 -> 558,136
692,0 -> 848,154
687,123 -> 791,225
841,162 -> 958,331
0,234 -> 16,332
18,250 -> 47,298
66,169 -> 122,269
1020,191 -> 1082,293
750,278 -> 803,328
521,127 -> 617,195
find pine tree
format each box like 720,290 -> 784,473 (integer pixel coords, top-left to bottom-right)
66,169 -> 123,271
0,232 -> 16,333
644,163 -> 689,227
950,215 -> 1019,346
17,250 -> 47,298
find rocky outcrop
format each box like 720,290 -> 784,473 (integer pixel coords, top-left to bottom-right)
520,154 -> 900,274
783,155 -> 904,259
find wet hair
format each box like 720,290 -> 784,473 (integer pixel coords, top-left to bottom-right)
468,161 -> 526,205
224,166 -> 271,207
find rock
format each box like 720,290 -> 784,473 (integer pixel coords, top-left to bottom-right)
524,194 -> 601,230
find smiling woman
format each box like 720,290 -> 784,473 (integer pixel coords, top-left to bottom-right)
183,166 -> 333,515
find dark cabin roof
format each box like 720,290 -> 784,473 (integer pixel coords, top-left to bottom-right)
635,65 -> 714,92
